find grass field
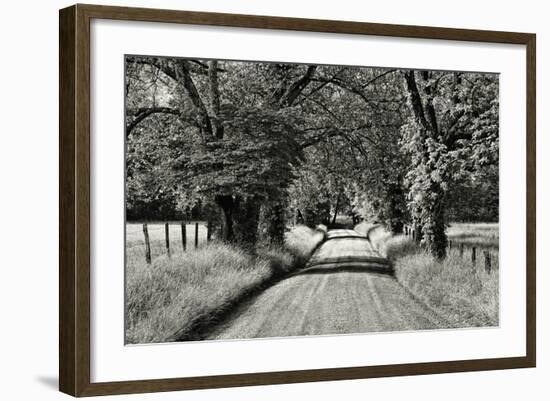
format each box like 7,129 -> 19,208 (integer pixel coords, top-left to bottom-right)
126,223 -> 208,265
125,224 -> 325,344
447,222 -> 499,248
361,223 -> 499,328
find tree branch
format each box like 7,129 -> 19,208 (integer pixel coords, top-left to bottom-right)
361,69 -> 398,89
175,60 -> 214,140
208,60 -> 224,139
189,60 -> 226,73
129,57 -> 215,141
420,71 -> 440,137
312,77 -> 371,104
126,107 -> 181,135
310,69 -> 397,106
279,65 -> 317,107
404,70 -> 430,131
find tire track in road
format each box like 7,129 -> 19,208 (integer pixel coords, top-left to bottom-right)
286,274 -> 330,336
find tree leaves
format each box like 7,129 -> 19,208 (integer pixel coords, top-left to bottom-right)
124,56 -> 499,254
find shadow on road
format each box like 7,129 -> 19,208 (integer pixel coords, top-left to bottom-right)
291,264 -> 394,277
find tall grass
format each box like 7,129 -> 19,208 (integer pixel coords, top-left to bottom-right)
363,224 -> 499,328
378,234 -> 419,260
284,225 -> 326,266
126,225 -> 325,344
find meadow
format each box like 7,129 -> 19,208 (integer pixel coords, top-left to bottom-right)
126,223 -> 208,264
125,224 -> 325,344
359,222 -> 499,328
447,222 -> 499,249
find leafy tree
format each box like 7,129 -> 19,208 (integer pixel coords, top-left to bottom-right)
402,70 -> 498,258
125,56 -> 499,258
446,165 -> 498,222
173,107 -> 305,246
299,66 -> 410,232
125,57 -> 317,248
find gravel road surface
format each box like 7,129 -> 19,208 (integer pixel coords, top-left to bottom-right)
206,229 -> 447,340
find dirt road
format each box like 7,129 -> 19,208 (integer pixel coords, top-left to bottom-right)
206,229 -> 447,340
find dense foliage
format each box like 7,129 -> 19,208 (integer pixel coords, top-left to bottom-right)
125,56 -> 499,257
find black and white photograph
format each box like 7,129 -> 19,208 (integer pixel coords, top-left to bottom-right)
1,0 -> 545,398
124,56 -> 499,345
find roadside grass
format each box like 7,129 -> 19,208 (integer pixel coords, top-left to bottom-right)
363,224 -> 499,328
354,221 -> 383,238
284,225 -> 327,266
125,225 -> 325,344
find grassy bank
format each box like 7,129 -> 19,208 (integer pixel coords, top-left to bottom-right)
354,221 -> 381,238
363,224 -> 499,328
126,225 -> 325,344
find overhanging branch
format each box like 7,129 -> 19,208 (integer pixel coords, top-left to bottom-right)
126,107 -> 181,136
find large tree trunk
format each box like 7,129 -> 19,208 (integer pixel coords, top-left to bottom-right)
233,196 -> 261,250
259,197 -> 287,247
207,60 -> 224,139
403,70 -> 448,259
216,195 -> 235,242
215,195 -> 261,249
421,187 -> 447,260
387,183 -> 404,234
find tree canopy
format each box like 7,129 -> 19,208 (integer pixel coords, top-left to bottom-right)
125,56 -> 499,257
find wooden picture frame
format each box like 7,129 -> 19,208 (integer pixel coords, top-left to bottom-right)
59,3 -> 536,397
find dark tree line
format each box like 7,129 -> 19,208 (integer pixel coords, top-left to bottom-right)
126,56 -> 498,258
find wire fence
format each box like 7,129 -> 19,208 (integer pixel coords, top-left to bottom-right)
403,224 -> 498,274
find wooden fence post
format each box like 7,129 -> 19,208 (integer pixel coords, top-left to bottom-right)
449,240 -> 452,250
165,223 -> 171,257
207,221 -> 212,242
471,246 -> 477,267
459,243 -> 464,257
195,222 -> 199,249
181,222 -> 187,252
142,223 -> 151,264
484,250 -> 491,274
